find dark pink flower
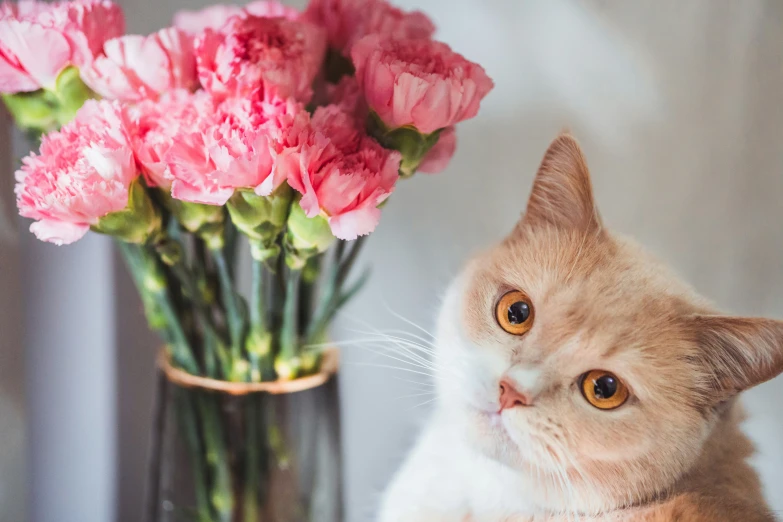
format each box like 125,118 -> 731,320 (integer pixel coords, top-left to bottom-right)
304,0 -> 434,55
351,35 -> 493,134
195,14 -> 326,102
287,104 -> 400,240
173,1 -> 299,35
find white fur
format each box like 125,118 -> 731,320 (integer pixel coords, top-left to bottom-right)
379,276 -> 549,521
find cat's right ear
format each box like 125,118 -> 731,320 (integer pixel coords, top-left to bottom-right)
518,133 -> 602,233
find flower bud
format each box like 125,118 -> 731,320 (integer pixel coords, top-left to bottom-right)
92,178 -> 164,244
161,192 -> 226,249
227,186 -> 293,261
366,110 -> 442,178
285,201 -> 335,269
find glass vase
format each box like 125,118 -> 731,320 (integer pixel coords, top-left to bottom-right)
148,349 -> 342,522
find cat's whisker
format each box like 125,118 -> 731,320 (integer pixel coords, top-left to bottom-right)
382,303 -> 436,339
394,391 -> 436,400
405,396 -> 438,412
323,336 -> 440,372
344,329 -> 436,356
348,362 -> 435,378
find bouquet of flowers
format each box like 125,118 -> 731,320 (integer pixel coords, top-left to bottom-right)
1,0 -> 492,519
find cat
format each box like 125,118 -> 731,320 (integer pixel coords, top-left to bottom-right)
378,134 -> 783,522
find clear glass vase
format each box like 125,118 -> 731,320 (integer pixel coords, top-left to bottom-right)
149,366 -> 342,522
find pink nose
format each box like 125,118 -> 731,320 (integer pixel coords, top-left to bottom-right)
499,379 -> 532,410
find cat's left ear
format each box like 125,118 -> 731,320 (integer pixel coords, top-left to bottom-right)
692,315 -> 783,398
519,133 -> 602,233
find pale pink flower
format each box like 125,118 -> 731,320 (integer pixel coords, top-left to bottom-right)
418,126 -> 456,174
126,89 -> 213,188
304,0 -> 434,55
0,0 -> 124,93
351,35 -> 494,134
288,105 -> 400,240
15,99 -> 137,245
166,94 -> 311,205
173,1 -> 299,35
81,27 -> 196,102
195,14 -> 326,102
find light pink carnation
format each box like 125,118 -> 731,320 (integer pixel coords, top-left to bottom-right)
166,94 -> 311,205
351,35 -> 493,134
81,27 -> 197,102
173,1 -> 299,35
418,126 -> 456,174
195,14 -> 326,103
126,89 -> 213,188
15,99 -> 137,245
0,0 -> 124,93
288,104 -> 400,240
304,0 -> 434,55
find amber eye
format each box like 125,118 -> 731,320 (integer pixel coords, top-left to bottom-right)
580,370 -> 629,410
495,290 -> 534,335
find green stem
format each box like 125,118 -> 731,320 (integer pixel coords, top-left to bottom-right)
247,258 -> 273,382
275,268 -> 302,380
243,397 -> 261,522
175,390 -> 213,522
197,395 -> 233,522
166,256 -> 230,379
212,247 -> 247,380
118,242 -> 199,374
306,237 -> 367,344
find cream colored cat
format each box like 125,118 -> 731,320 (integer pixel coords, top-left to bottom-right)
378,135 -> 783,522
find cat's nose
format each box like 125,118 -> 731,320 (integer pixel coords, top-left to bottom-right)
498,379 -> 532,410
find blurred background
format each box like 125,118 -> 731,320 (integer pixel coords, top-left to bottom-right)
1,0 -> 782,521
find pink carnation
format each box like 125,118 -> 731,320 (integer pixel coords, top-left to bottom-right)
418,126 -> 456,174
81,27 -> 197,102
126,89 -> 213,188
304,0 -> 434,55
195,14 -> 326,102
351,35 -> 493,134
0,0 -> 124,93
288,104 -> 400,240
173,1 -> 299,35
326,75 -> 366,123
15,99 -> 137,245
166,94 -> 311,205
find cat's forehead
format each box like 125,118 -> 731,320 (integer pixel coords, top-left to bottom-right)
461,226 -> 704,359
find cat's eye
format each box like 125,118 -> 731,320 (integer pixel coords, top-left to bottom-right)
495,290 -> 534,335
580,370 -> 629,410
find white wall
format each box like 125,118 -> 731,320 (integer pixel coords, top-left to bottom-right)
8,1 -> 782,522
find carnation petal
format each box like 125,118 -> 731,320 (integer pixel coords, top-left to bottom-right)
327,206 -> 381,241
418,126 -> 456,174
0,50 -> 37,92
171,179 -> 233,206
29,218 -> 89,246
1,20 -> 71,89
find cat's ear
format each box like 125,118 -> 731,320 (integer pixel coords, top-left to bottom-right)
692,315 -> 783,398
520,133 -> 602,232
